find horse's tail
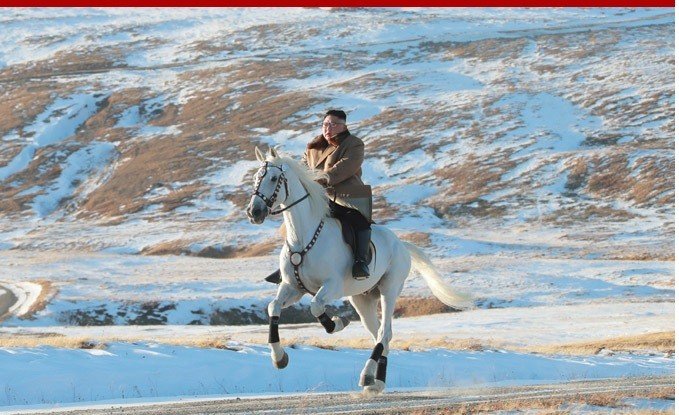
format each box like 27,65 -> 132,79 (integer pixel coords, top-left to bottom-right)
403,241 -> 474,309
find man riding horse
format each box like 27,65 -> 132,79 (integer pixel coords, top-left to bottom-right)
265,109 -> 372,283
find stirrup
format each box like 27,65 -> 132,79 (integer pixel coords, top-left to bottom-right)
352,261 -> 370,280
265,270 -> 282,284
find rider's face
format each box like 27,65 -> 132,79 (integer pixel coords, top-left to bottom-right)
322,115 -> 346,140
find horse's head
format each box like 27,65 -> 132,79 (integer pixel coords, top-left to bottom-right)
246,147 -> 288,224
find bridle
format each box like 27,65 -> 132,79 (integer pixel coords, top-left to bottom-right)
252,161 -> 310,215
251,160 -> 324,295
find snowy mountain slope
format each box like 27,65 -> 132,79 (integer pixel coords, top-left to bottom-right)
0,8 -> 673,259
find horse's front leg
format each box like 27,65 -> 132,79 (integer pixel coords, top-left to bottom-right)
310,281 -> 349,334
268,282 -> 303,369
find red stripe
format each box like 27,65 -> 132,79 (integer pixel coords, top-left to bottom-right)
1,2 -> 675,6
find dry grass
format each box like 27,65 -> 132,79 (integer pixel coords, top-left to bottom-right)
629,155 -> 674,205
141,239 -> 279,258
0,22 -> 673,228
431,155 -> 506,206
606,251 -> 675,262
1,331 -> 673,357
405,387 -> 675,414
0,334 -> 105,349
446,37 -> 528,62
81,134 -> 214,217
372,194 -> 401,223
564,157 -> 589,192
399,232 -> 432,248
2,56 -> 325,219
587,155 -> 634,199
0,48 -> 122,83
543,204 -> 636,226
282,336 -> 491,353
0,82 -> 58,137
81,59 -> 322,219
0,333 -> 239,350
527,332 -> 674,356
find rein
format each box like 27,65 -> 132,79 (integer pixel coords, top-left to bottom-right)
270,193 -> 309,215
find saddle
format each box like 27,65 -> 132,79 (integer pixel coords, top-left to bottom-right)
278,218 -> 374,266
338,216 -> 374,266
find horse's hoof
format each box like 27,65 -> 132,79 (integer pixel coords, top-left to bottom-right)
359,374 -> 375,387
363,380 -> 385,395
331,316 -> 350,333
273,351 -> 289,369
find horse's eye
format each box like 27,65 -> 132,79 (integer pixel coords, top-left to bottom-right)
271,176 -> 278,182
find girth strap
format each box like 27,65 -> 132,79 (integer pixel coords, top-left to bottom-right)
286,220 -> 324,295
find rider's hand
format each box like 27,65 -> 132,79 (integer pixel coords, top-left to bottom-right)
316,177 -> 329,187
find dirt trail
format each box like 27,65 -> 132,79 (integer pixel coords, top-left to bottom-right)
20,376 -> 674,415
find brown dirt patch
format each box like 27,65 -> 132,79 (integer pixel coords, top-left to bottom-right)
0,82 -> 60,138
80,135 -> 212,216
543,204 -> 636,226
372,194 -> 400,223
141,239 -> 279,259
564,157 -> 589,192
393,296 -> 456,318
431,154 -> 505,206
445,37 -> 528,62
0,47 -> 124,83
398,232 -> 432,248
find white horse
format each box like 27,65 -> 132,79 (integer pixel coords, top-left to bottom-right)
246,147 -> 472,394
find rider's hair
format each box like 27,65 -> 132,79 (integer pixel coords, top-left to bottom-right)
325,109 -> 346,121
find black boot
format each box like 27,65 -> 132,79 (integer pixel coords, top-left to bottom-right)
352,229 -> 371,280
265,269 -> 282,284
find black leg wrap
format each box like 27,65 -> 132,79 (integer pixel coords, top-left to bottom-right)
370,343 -> 384,362
376,356 -> 387,383
317,312 -> 335,334
268,316 -> 280,344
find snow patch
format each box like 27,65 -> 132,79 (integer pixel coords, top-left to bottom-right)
31,143 -> 117,218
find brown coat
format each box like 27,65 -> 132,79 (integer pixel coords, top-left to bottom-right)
303,131 -> 372,221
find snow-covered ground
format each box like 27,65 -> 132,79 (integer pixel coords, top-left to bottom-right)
0,250 -> 673,409
0,342 -> 673,410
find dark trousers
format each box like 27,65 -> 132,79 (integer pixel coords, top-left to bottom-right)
328,200 -> 371,230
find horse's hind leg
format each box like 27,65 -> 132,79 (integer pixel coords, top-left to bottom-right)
349,290 -> 380,342
359,291 -> 398,394
310,280 -> 349,334
351,291 -> 385,393
267,282 -> 303,369
360,256 -> 409,394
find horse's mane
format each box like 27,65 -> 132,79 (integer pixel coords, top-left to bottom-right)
268,153 -> 330,220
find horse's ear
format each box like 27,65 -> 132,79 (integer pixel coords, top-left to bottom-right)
268,147 -> 278,159
255,146 -> 264,162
